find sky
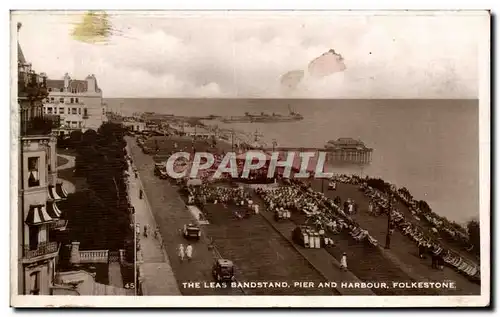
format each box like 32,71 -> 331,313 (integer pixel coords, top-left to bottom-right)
13,11 -> 486,99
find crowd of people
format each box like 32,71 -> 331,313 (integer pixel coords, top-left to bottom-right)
255,180 -> 379,247
322,173 -> 481,282
183,184 -> 260,218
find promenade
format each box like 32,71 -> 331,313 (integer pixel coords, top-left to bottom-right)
126,146 -> 181,296
309,179 -> 481,295
127,138 -> 244,296
251,192 -> 374,296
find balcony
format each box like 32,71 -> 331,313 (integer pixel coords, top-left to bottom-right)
21,116 -> 55,136
23,241 -> 59,262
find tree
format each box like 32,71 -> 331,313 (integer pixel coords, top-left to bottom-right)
69,130 -> 83,148
467,219 -> 480,255
82,129 -> 98,146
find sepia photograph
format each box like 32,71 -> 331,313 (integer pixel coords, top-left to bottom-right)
10,10 -> 490,307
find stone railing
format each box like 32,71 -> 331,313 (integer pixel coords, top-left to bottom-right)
79,250 -> 109,263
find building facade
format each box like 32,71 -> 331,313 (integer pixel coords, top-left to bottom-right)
43,73 -> 106,135
122,119 -> 146,133
17,27 -> 68,295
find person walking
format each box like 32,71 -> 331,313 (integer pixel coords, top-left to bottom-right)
178,244 -> 185,262
340,252 -> 348,271
186,244 -> 193,262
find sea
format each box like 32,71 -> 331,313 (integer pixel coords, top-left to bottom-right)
105,98 -> 479,224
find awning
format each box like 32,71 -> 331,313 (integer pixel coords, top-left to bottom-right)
46,201 -> 62,218
25,204 -> 55,225
55,182 -> 68,199
48,185 -> 62,201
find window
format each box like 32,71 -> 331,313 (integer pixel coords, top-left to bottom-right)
78,108 -> 81,115
66,121 -> 70,127
45,98 -> 50,103
47,107 -> 52,114
84,108 -> 88,117
67,108 -> 70,114
29,272 -> 40,295
50,97 -> 54,102
70,98 -> 74,103
72,121 -> 78,128
48,88 -> 52,92
59,88 -> 64,92
72,108 -> 77,115
29,226 -> 39,250
78,121 -> 82,128
27,157 -> 40,187
72,88 -> 76,93
75,98 -> 79,103
59,98 -> 64,104
59,107 -> 64,114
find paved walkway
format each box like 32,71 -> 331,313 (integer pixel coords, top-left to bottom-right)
108,262 -> 124,288
56,154 -> 76,171
126,138 -> 244,295
126,146 -> 181,296
56,154 -> 77,193
253,193 -> 374,296
308,180 -> 481,295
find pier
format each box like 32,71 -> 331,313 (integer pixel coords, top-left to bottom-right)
244,146 -> 373,165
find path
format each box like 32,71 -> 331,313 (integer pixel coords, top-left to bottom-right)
108,262 -> 124,288
56,153 -> 77,193
56,154 -> 76,171
250,191 -> 374,296
127,137 -> 244,295
126,148 -> 181,295
309,180 -> 481,295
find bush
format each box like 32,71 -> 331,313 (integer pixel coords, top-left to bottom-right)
467,219 -> 480,255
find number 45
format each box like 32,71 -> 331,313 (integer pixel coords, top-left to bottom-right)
125,283 -> 135,289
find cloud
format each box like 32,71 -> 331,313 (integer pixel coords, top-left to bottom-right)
13,12 -> 484,98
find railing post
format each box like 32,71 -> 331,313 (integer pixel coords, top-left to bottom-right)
70,241 -> 80,265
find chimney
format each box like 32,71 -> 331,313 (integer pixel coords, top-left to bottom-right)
69,241 -> 80,265
86,74 -> 96,93
64,73 -> 71,90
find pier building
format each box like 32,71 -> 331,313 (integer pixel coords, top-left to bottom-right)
325,138 -> 373,164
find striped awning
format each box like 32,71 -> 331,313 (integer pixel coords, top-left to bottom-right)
46,201 -> 62,218
25,204 -> 55,225
55,182 -> 68,199
48,185 -> 62,201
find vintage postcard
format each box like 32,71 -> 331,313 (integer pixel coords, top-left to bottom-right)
10,10 -> 490,308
